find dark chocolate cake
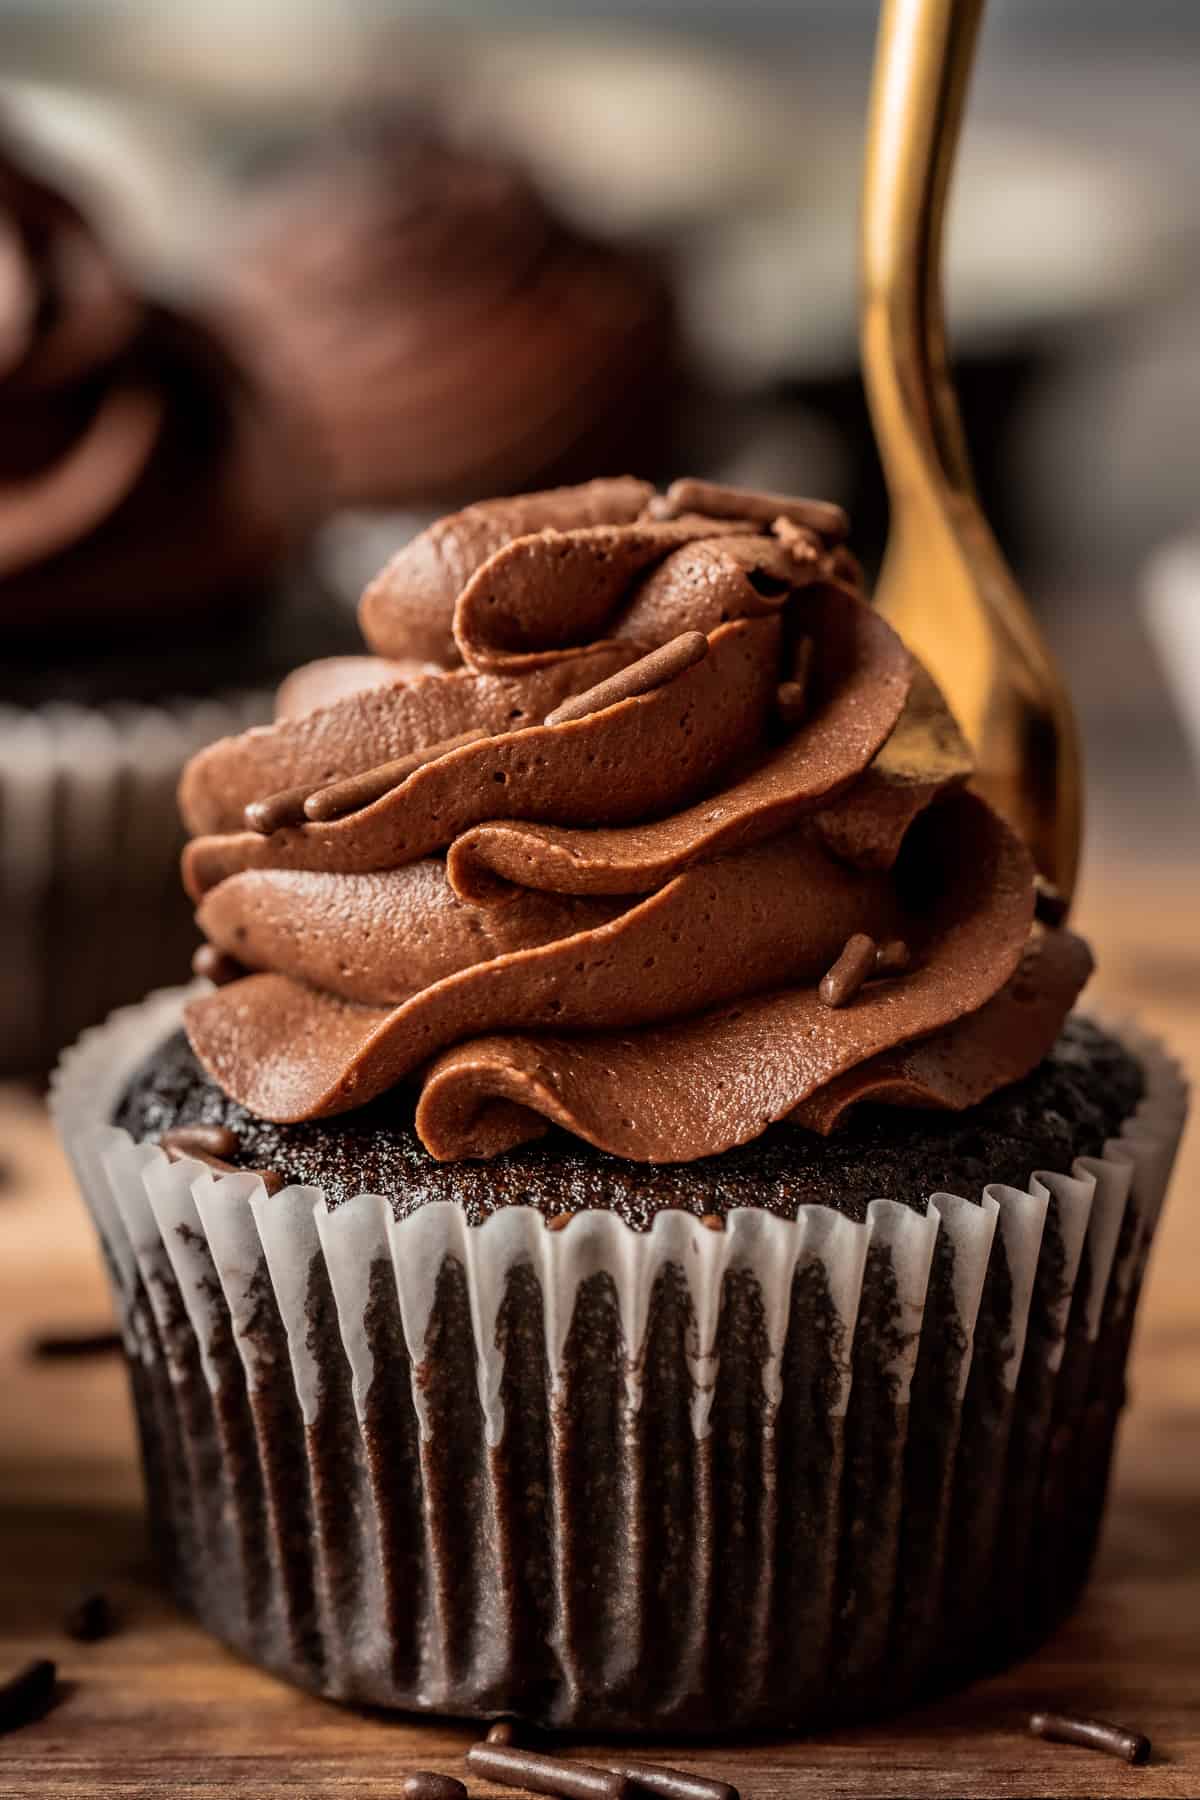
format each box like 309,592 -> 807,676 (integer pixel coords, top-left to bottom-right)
116,1015 -> 1142,1227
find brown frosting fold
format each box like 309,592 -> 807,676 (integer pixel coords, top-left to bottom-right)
179,477 -> 1091,1160
1,142 -> 306,635
182,616 -> 781,898
413,802 -> 1057,1162
180,644 -> 641,841
361,476 -> 654,665
445,586 -> 916,903
788,927 -> 1094,1136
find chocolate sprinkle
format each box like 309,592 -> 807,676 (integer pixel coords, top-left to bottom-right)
162,1123 -> 239,1160
29,1327 -> 121,1360
699,1214 -> 725,1232
776,683 -> 806,729
1029,1710 -> 1151,1766
63,1591 -> 116,1643
776,638 -> 813,730
875,938 -> 911,977
486,1721 -> 519,1745
243,782 -> 313,835
647,478 -> 848,542
304,728 -> 490,822
606,1763 -> 738,1800
1034,876 -> 1070,928
402,1775 -> 467,1800
192,944 -> 245,987
0,1659 -> 57,1736
818,933 -> 878,1009
544,632 -> 708,726
164,1142 -> 284,1197
545,1212 -> 573,1232
467,1744 -> 634,1800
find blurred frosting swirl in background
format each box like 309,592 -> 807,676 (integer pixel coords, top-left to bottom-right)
0,140 -> 309,639
224,126 -> 679,510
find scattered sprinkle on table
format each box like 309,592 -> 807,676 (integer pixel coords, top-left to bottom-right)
28,1327 -> 120,1360
606,1760 -> 739,1800
63,1591 -> 116,1643
1029,1709 -> 1151,1765
0,1659 -> 57,1735
403,1774 -> 467,1800
467,1743 -> 634,1800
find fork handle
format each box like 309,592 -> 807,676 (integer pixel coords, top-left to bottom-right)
860,0 -> 985,501
859,0 -> 1083,903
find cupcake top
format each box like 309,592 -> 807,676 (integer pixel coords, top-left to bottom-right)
227,129 -> 677,508
0,143 -> 306,640
178,476 -> 1093,1164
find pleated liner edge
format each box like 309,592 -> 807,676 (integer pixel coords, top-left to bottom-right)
0,695 -> 265,1071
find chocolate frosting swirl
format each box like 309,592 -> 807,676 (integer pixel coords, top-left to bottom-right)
180,476 -> 1092,1162
0,144 -> 304,636
228,131 -> 677,508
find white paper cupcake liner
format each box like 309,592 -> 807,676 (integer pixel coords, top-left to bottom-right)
50,987 -> 1187,1731
0,695 -> 266,1073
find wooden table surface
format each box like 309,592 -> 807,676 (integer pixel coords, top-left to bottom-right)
1,857 -> 1197,1800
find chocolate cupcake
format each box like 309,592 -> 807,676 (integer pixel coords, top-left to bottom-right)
226,129 -> 677,511
53,477 -> 1186,1729
0,146 -> 300,638
0,139 -> 350,1070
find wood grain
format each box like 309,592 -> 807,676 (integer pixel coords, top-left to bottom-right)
1,858 -> 1197,1799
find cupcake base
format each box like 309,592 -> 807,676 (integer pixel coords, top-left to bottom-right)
0,700 -> 262,1073
52,989 -> 1186,1731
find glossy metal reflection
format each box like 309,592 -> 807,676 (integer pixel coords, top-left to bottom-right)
860,0 -> 1082,903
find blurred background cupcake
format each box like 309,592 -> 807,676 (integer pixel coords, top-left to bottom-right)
0,128 -> 349,1072
222,122 -> 682,603
230,122 -> 678,509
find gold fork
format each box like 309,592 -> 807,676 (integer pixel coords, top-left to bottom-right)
860,0 -> 1082,904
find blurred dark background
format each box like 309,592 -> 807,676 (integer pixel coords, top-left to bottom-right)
3,0 -> 1200,868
